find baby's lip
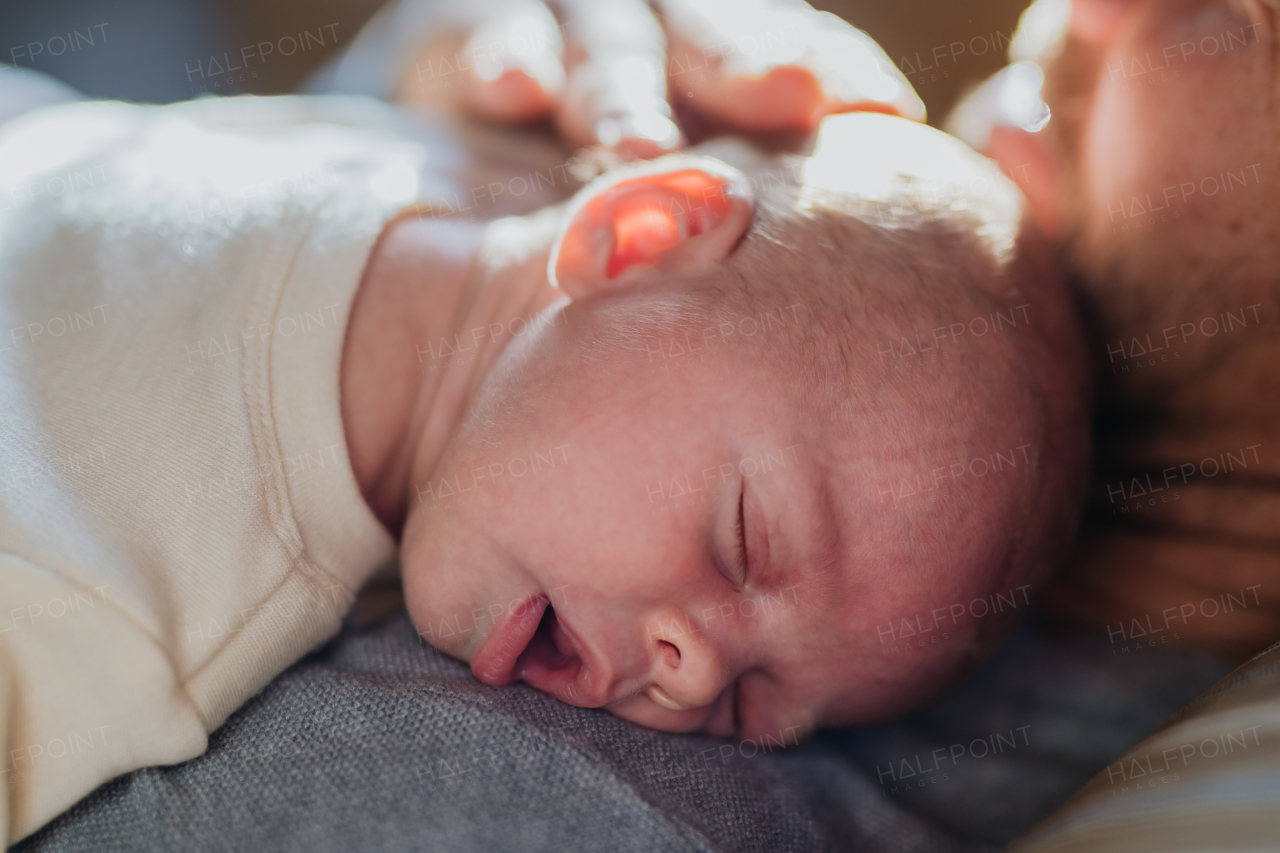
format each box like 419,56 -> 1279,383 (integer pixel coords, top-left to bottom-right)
470,594 -> 548,686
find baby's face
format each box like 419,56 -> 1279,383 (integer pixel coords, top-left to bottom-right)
400,281 -> 1034,742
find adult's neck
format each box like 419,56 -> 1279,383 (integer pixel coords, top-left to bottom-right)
1079,262 -> 1280,470
340,210 -> 564,534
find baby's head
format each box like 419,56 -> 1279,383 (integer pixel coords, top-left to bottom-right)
401,113 -> 1089,742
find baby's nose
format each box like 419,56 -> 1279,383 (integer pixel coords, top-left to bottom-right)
644,612 -> 731,711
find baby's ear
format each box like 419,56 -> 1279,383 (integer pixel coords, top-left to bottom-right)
548,157 -> 754,299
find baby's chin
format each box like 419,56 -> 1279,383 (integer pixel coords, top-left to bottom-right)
398,548 -> 491,666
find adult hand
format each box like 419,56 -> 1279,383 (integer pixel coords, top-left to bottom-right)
395,0 -> 924,158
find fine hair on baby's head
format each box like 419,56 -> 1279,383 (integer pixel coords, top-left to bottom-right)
402,114 -> 1090,741
710,139 -> 1091,624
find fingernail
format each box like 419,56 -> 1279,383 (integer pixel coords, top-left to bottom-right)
946,61 -> 1049,151
473,52 -> 505,84
997,62 -> 1051,132
595,112 -> 682,151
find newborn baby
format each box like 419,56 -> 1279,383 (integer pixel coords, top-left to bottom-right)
0,93 -> 1086,843
365,120 -> 1091,743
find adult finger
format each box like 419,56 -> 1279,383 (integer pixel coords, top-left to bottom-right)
396,0 -> 566,123
551,0 -> 683,158
659,0 -> 925,132
946,62 -> 1062,238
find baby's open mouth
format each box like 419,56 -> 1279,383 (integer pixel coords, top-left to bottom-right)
470,594 -> 548,686
517,603 -> 575,676
470,596 -> 581,689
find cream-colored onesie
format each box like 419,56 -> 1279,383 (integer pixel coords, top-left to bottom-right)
0,93 -> 570,844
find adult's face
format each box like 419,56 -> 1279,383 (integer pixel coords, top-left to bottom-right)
975,0 -> 1280,659
1046,0 -> 1278,327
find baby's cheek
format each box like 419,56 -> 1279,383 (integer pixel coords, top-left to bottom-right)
744,711 -> 813,749
397,548 -> 472,658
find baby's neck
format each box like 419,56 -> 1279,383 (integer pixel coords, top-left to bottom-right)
341,210 -> 563,534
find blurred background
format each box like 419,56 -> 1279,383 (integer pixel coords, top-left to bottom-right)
0,0 -> 1032,125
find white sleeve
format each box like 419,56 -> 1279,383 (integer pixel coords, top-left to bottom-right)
0,96 -> 412,844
